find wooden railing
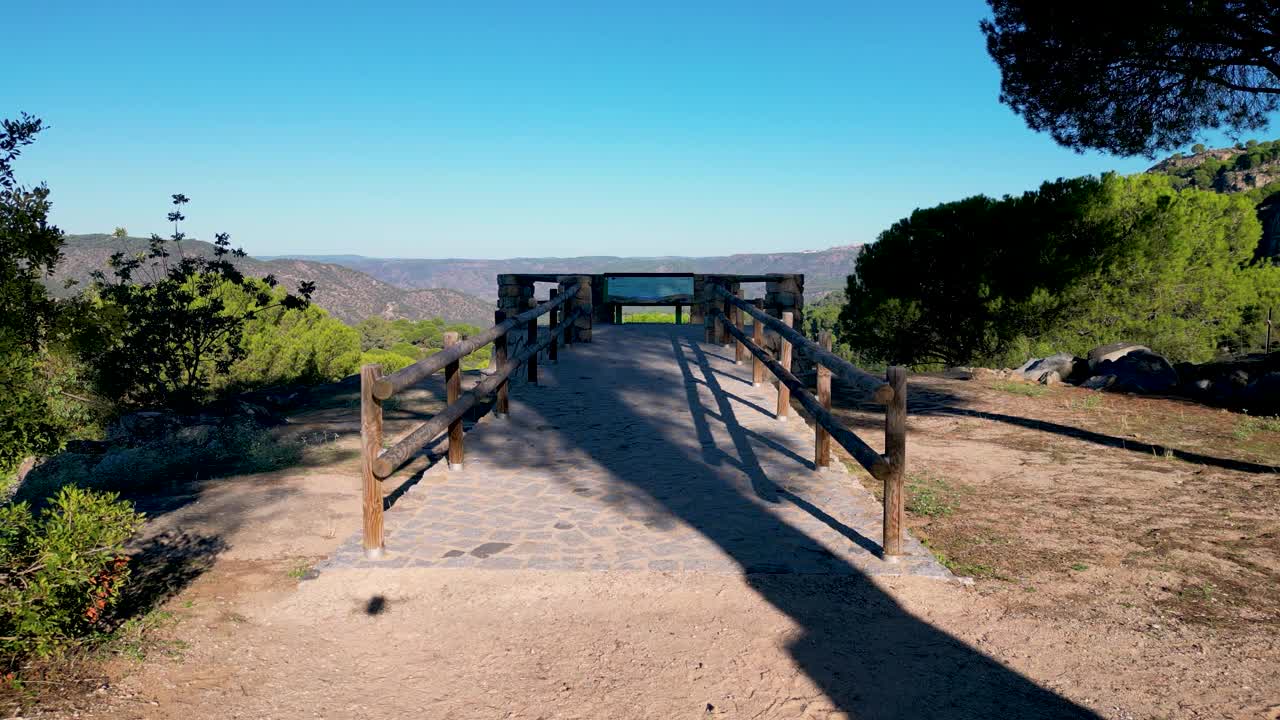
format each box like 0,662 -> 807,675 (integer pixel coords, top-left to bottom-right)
709,284 -> 909,557
359,286 -> 583,558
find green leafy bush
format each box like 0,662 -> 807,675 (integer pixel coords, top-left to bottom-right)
0,487 -> 142,663
360,349 -> 417,373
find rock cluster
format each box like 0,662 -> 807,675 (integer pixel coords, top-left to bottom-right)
959,343 -> 1280,413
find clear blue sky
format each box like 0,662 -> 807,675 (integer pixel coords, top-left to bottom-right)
4,1 -> 1260,259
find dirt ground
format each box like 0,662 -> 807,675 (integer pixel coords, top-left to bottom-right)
15,372 -> 1280,719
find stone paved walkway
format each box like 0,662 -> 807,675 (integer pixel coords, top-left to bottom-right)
322,324 -> 946,577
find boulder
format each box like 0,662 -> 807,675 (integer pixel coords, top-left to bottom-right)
1242,371 -> 1280,414
1087,342 -> 1150,370
1037,370 -> 1062,386
110,410 -> 180,443
1081,374 -> 1115,391
1016,352 -> 1085,383
176,424 -> 218,446
1092,348 -> 1179,394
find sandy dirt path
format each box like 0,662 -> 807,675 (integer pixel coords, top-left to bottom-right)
28,336 -> 1280,720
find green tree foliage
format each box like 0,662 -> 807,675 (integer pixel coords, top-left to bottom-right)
1045,175 -> 1279,362
0,486 -> 142,662
805,293 -> 867,366
356,316 -> 488,372
359,348 -> 419,373
0,115 -> 85,478
83,196 -> 314,410
220,280 -> 361,390
842,174 -> 1280,368
841,177 -> 1114,367
356,316 -> 399,351
982,2 -> 1280,155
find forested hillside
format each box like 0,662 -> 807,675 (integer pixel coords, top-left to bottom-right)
269,245 -> 864,300
53,234 -> 493,326
1147,140 -> 1280,259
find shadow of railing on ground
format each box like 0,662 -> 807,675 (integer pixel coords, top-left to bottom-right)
505,325 -> 1099,718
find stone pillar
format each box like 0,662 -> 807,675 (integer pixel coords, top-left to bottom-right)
691,276 -> 706,327
765,274 -> 809,373
497,274 -> 535,360
562,275 -> 594,343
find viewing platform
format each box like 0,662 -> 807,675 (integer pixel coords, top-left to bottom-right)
323,320 -> 944,578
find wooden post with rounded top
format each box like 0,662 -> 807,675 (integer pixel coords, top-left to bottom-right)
444,332 -> 464,470
548,288 -> 559,364
883,365 -> 908,558
816,331 -> 832,469
493,310 -> 509,417
752,299 -> 765,387
360,364 -> 385,558
775,310 -> 794,420
526,297 -> 539,383
733,287 -> 746,364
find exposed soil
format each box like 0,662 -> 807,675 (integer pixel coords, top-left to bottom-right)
14,372 -> 1280,719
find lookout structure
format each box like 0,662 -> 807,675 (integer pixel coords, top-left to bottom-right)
330,271 -> 944,580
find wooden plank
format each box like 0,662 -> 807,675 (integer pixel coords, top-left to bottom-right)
548,288 -> 559,364
752,299 -> 765,387
714,309 -> 889,479
816,331 -> 832,469
373,308 -> 581,478
360,364 -> 385,558
713,285 -> 893,404
444,332 -> 464,470
494,310 -> 509,417
526,297 -> 538,384
883,366 -> 908,557
374,287 -> 576,400
776,311 -> 793,419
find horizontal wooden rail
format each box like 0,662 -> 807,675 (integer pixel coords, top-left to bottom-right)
712,285 -> 893,405
372,287 -> 578,401
712,308 -> 890,480
372,308 -> 582,478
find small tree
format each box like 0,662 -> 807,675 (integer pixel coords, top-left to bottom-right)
85,196 -> 314,409
0,114 -> 83,477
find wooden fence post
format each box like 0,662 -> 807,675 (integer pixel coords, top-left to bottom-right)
733,287 -> 745,364
752,299 -> 765,387
360,364 -> 385,558
675,304 -> 682,325
494,310 -> 509,418
548,288 -> 559,364
775,310 -> 794,420
816,331 -> 832,469
526,297 -> 539,383
443,332 -> 464,471
883,365 -> 908,558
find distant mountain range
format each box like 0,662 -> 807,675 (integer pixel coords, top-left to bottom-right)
51,235 -> 495,326
264,245 -> 865,300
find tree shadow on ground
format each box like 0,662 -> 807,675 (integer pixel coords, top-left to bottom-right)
115,531 -> 228,622
832,378 -> 1280,474
513,325 -> 1098,718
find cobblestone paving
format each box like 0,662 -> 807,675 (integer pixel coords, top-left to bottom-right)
322,324 -> 947,577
